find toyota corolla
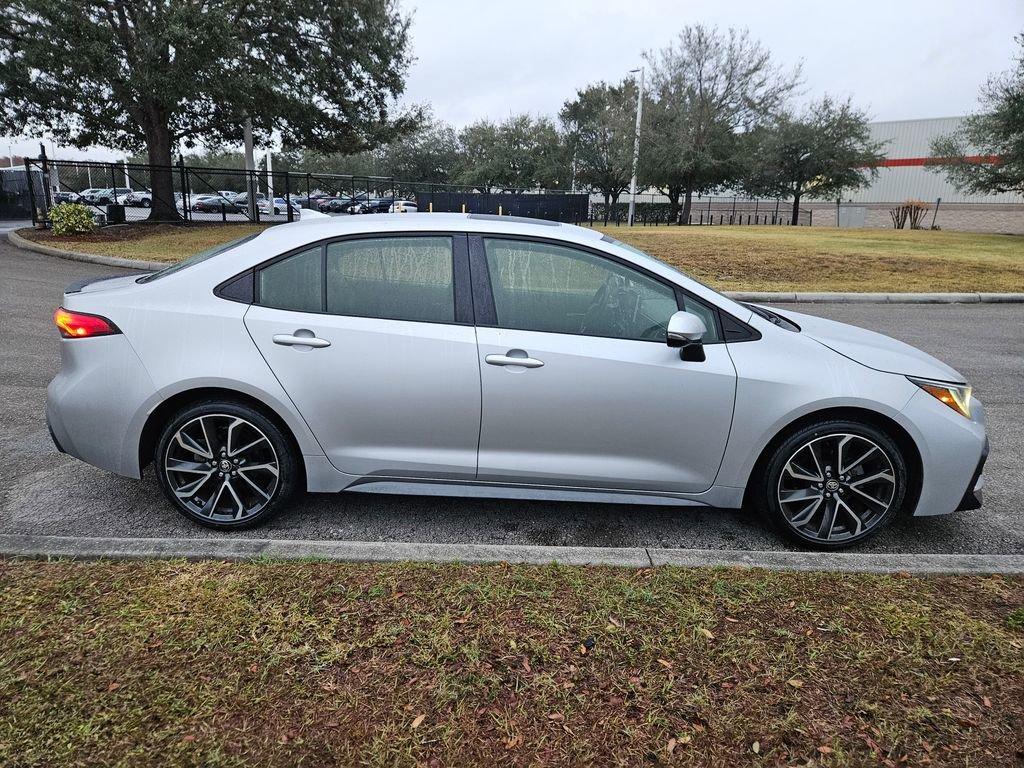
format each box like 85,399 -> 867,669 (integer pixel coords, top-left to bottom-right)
46,214 -> 987,548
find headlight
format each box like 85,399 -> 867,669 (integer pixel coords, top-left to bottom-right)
908,377 -> 972,418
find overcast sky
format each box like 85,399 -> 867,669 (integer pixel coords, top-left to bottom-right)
4,0 -> 1021,161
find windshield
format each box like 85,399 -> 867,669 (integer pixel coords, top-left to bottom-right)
600,233 -> 725,297
136,233 -> 261,283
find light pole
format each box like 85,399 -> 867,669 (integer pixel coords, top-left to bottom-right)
627,66 -> 644,227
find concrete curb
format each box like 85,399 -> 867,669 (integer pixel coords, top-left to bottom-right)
8,229 -> 1024,304
2,534 -> 1022,575
7,228 -> 166,272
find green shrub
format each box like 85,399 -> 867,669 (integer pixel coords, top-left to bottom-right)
50,202 -> 96,235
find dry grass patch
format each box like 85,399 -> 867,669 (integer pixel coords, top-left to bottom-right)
596,225 -> 1024,293
1,559 -> 1022,767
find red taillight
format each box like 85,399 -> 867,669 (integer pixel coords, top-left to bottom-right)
53,307 -> 121,339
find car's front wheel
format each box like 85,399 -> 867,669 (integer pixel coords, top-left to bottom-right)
757,419 -> 908,549
154,400 -> 298,529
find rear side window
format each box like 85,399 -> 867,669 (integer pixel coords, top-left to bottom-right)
325,237 -> 454,323
258,246 -> 322,312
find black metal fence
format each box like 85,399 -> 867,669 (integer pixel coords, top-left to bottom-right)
23,157 -> 590,227
591,194 -> 812,226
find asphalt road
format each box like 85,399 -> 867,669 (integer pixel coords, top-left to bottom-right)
2,239 -> 1021,554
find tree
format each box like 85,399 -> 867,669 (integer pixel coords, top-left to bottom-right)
455,115 -> 566,192
928,34 -> 1024,195
382,117 -> 461,184
0,1 -> 417,220
739,96 -> 885,225
560,80 -> 636,219
643,25 -> 800,223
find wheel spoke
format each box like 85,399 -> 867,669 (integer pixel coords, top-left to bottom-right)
176,430 -> 212,459
228,435 -> 269,458
238,462 -> 279,478
166,458 -> 210,474
816,499 -> 838,540
785,464 -> 822,483
849,484 -> 891,508
850,471 -> 894,488
841,445 -> 877,475
836,496 -> 863,537
223,479 -> 246,519
237,470 -> 271,500
174,471 -> 215,499
780,488 -> 821,505
790,497 -> 823,527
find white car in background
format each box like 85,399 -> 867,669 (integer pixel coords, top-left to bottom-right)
389,200 -> 418,213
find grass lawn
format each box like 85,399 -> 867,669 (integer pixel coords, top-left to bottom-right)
21,222 -> 268,263
19,221 -> 1024,292
596,225 -> 1024,293
1,559 -> 1022,766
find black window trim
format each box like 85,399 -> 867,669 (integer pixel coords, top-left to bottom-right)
468,233 -> 741,345
220,231 -> 473,327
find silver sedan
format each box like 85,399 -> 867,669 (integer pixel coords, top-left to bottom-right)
46,214 -> 987,548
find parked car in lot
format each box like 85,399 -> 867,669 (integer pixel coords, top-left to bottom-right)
272,197 -> 302,216
46,214 -> 987,548
77,188 -> 105,204
389,200 -> 418,213
86,187 -> 133,205
124,189 -> 152,207
351,197 -> 395,214
191,194 -> 238,213
318,196 -> 353,213
53,191 -> 81,204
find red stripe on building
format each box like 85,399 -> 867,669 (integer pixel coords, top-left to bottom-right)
869,154 -> 1000,168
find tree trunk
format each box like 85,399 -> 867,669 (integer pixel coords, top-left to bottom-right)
680,186 -> 694,224
602,191 -> 610,224
665,186 -> 681,224
790,192 -> 801,226
145,123 -> 181,221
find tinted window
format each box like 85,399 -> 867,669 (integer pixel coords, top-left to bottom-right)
258,246 -> 322,312
483,239 -> 679,341
326,236 -> 454,323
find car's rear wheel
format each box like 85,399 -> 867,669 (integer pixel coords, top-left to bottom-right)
155,401 -> 298,529
757,419 -> 908,549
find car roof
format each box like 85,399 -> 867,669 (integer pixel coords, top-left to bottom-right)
249,213 -> 604,250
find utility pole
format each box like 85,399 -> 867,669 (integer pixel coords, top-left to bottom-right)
627,66 -> 644,227
243,116 -> 257,220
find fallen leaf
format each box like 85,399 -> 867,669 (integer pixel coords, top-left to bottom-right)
818,745 -> 834,754
983,696 -> 992,708
506,735 -> 522,750
411,714 -> 425,729
106,682 -> 121,692
522,657 -> 531,674
724,617 -> 739,623
752,740 -> 760,754
667,738 -> 677,754
698,628 -> 715,640
679,733 -> 692,744
658,659 -> 673,670
788,678 -> 804,688
547,713 -> 564,722
608,616 -> 622,627
181,735 -> 195,743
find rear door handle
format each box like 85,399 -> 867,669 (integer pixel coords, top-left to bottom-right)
485,353 -> 544,369
273,333 -> 331,348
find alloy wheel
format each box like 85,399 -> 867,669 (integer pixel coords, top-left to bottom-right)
777,433 -> 896,543
163,414 -> 279,523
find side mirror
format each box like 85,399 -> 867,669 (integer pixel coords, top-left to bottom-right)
666,310 -> 706,347
666,310 -> 707,362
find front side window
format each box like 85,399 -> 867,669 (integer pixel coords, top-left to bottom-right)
326,236 -> 454,323
483,238 -> 679,341
258,246 -> 322,312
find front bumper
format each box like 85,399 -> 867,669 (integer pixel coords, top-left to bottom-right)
901,390 -> 987,516
955,438 -> 988,512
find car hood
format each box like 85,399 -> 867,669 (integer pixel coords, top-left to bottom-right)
772,307 -> 966,383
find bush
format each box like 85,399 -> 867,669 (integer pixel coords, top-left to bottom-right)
50,203 -> 96,235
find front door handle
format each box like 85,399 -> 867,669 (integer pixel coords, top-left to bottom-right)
273,333 -> 331,348
485,353 -> 544,369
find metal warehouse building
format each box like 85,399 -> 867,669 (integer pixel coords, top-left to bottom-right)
807,116 -> 1024,233
841,117 -> 1021,205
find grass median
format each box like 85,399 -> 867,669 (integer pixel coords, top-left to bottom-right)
18,221 -> 1024,292
1,558 -> 1022,766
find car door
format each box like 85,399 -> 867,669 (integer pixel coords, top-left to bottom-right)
244,233 -> 481,479
471,235 -> 737,494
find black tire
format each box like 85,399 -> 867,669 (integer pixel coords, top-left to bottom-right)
755,419 -> 908,550
154,400 -> 298,530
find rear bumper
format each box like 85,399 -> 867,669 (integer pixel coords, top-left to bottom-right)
955,438 -> 988,512
46,334 -> 158,479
